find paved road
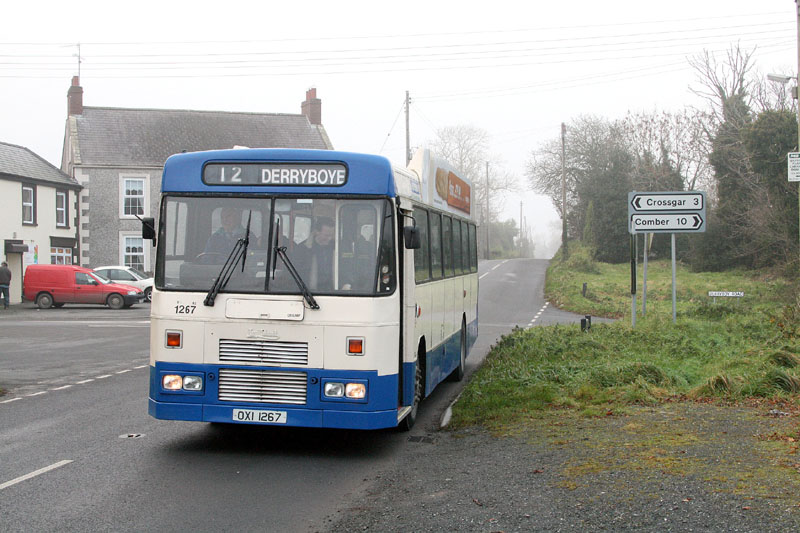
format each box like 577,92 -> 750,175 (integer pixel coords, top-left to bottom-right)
0,259 -> 590,532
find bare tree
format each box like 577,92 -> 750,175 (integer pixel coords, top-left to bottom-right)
429,124 -> 518,225
622,109 -> 714,192
689,45 -> 755,128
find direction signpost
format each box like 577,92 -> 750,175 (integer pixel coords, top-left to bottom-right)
630,213 -> 705,233
629,192 -> 704,212
628,191 -> 707,325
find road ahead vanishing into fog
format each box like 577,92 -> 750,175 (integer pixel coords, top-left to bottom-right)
0,259 -> 590,532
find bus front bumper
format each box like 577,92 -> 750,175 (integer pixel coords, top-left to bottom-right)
149,362 -> 403,430
148,399 -> 400,430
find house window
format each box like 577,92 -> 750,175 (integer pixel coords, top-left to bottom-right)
22,185 -> 36,225
51,247 -> 73,265
123,236 -> 145,271
121,177 -> 147,217
56,191 -> 68,228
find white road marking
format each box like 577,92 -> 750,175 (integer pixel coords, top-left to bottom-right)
0,460 -> 73,491
1,365 -> 148,405
528,302 -> 550,327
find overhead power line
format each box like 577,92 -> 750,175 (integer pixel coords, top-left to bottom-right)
0,10 -> 788,47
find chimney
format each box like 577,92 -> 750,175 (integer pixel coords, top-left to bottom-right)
301,87 -> 322,126
67,76 -> 83,116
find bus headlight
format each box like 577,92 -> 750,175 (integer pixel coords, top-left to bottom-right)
162,374 -> 203,391
345,383 -> 366,399
324,382 -> 344,397
162,374 -> 183,390
183,375 -> 203,391
323,381 -> 367,400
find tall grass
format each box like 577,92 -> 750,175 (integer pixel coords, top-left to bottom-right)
450,248 -> 800,429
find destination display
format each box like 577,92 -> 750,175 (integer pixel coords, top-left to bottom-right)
203,162 -> 348,186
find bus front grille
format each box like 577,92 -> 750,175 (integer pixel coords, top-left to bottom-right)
219,339 -> 309,366
218,369 -> 307,405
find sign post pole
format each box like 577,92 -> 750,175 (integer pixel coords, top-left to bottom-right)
671,233 -> 677,323
642,233 -> 648,317
630,233 -> 636,329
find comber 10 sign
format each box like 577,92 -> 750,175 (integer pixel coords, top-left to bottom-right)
628,191 -> 706,234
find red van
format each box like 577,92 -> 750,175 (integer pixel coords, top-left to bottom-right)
23,264 -> 144,309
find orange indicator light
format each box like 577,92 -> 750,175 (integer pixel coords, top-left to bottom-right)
166,331 -> 182,348
347,338 -> 364,355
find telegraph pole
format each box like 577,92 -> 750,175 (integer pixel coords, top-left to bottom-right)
485,161 -> 490,259
561,123 -> 568,260
405,91 -> 411,165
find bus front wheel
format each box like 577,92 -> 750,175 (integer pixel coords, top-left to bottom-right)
399,359 -> 423,431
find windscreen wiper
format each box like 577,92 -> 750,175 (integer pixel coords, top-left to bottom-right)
204,212 -> 252,307
273,246 -> 319,310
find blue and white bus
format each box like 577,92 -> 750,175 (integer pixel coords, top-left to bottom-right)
145,148 -> 478,430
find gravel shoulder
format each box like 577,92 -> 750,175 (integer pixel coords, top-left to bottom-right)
322,402 -> 800,532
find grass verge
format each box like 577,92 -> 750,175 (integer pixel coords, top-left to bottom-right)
450,247 -> 800,431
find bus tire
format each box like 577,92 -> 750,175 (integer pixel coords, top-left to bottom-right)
399,358 -> 423,431
448,319 -> 467,382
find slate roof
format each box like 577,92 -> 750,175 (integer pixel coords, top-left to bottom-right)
71,107 -> 331,167
0,142 -> 80,189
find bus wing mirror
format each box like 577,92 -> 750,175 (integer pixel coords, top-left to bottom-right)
403,226 -> 421,249
141,217 -> 156,246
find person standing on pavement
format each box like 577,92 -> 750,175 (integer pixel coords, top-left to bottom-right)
0,261 -> 11,309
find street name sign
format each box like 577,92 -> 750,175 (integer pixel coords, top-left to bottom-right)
630,213 -> 705,233
708,291 -> 744,297
789,152 -> 800,182
629,192 -> 704,212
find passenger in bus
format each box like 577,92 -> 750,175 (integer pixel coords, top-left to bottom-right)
294,216 -> 336,290
201,207 -> 247,261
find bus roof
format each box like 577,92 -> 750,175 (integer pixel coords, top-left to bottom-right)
161,148 -> 396,196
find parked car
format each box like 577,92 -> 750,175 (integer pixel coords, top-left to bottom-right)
93,266 -> 154,302
23,264 -> 144,309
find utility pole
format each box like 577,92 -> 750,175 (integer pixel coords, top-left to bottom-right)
485,161 -> 490,259
561,123 -> 568,260
405,91 -> 411,166
520,201 -> 524,256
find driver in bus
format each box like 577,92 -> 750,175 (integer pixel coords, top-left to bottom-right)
204,207 -> 246,255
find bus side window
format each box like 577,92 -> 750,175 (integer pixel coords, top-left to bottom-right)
469,224 -> 478,271
452,219 -> 462,275
429,212 -> 443,279
460,220 -> 470,273
442,215 -> 453,277
413,207 -> 430,283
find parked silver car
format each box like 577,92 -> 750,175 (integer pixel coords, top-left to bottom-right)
93,266 -> 154,302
